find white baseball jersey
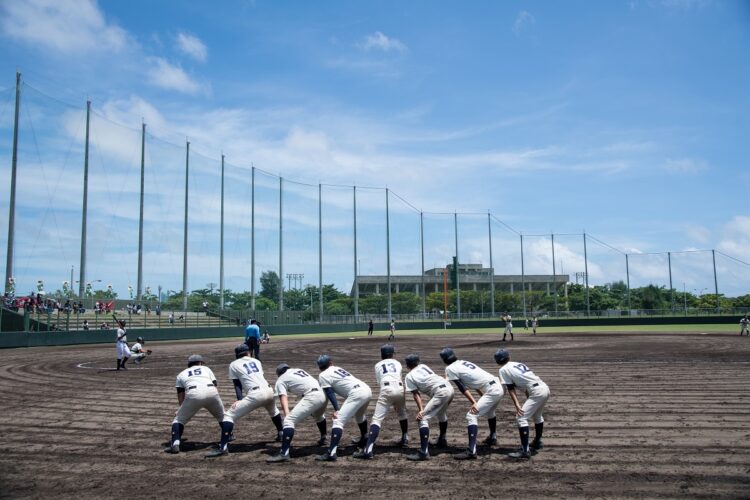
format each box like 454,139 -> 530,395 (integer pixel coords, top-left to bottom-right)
131,342 -> 144,353
318,365 -> 367,398
275,368 -> 322,397
405,364 -> 448,397
229,356 -> 271,394
506,316 -> 513,326
374,359 -> 403,387
115,327 -> 127,343
498,362 -> 544,391
175,365 -> 217,390
445,360 -> 497,391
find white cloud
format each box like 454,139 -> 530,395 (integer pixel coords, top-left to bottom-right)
0,0 -> 130,54
682,223 -> 711,244
513,10 -> 536,37
663,157 -> 709,174
147,57 -> 205,94
358,31 -> 408,53
175,32 -> 208,62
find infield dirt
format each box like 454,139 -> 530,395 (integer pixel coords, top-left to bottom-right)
0,330 -> 748,499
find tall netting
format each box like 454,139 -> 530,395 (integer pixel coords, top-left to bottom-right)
354,187 -> 387,316
8,85 -> 86,297
283,179 -> 319,315
222,161 -> 253,297
185,149 -> 222,297
142,135 -> 188,297
253,169 -> 280,302
321,184 -> 353,316
455,213 -> 492,316
387,192 -> 421,316
86,109 -> 142,299
714,251 -> 750,303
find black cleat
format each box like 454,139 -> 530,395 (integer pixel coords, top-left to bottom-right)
352,450 -> 374,459
266,453 -> 290,463
530,440 -> 543,451
317,436 -> 328,447
453,450 -> 477,460
482,435 -> 497,446
204,447 -> 228,458
432,438 -> 448,448
315,452 -> 337,462
508,448 -> 531,459
394,435 -> 409,448
406,451 -> 430,461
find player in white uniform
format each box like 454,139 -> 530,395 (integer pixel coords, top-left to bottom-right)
165,354 -> 225,454
502,314 -> 514,341
115,319 -> 131,370
740,315 -> 749,336
315,355 -> 373,462
440,347 -> 504,460
403,353 -> 454,461
267,363 -> 329,463
130,336 -> 152,365
205,344 -> 283,457
532,316 -> 538,336
353,344 -> 408,459
495,349 -> 550,459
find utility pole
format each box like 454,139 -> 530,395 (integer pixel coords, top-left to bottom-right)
5,72 -> 21,294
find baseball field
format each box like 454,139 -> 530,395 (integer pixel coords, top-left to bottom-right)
0,327 -> 748,499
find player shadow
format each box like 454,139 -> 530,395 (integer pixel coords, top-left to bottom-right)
160,440 -> 214,452
224,441 -> 274,454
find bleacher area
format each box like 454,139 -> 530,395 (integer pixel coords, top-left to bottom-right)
23,309 -> 238,331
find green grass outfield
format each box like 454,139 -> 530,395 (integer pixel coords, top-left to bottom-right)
265,323 -> 739,341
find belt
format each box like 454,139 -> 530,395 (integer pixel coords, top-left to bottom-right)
437,384 -> 446,389
187,384 -> 214,390
488,380 -> 496,386
352,384 -> 360,389
308,388 -> 319,392
249,386 -> 260,391
530,383 -> 539,388
383,382 -> 402,387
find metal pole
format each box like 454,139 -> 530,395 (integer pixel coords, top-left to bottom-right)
488,213 -> 495,317
5,72 -> 20,295
78,100 -> 91,299
386,188 -> 392,319
667,251 -> 673,312
353,186 -> 359,321
318,183 -> 323,320
279,177 -> 283,311
182,141 -> 189,311
551,233 -> 558,315
136,121 -> 145,300
250,166 -> 255,310
219,154 -> 225,310
583,232 -> 590,316
520,234 -> 527,318
712,249 -> 719,312
454,212 -> 460,318
625,253 -> 631,311
420,211 -> 426,317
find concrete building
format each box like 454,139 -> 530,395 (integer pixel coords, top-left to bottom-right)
351,262 -> 568,297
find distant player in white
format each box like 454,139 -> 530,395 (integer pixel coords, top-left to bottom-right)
403,353 -> 454,461
495,348 -> 550,459
353,344 -> 408,459
267,363 -> 328,463
130,336 -> 151,365
502,314 -> 514,341
315,355 -> 373,462
740,315 -> 749,336
115,319 -> 131,370
440,347 -> 504,460
532,316 -> 539,336
388,319 -> 396,341
165,354 -> 225,454
206,344 -> 283,457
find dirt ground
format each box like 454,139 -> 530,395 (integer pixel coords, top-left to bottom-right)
0,329 -> 748,499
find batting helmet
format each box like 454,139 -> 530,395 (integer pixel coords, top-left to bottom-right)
136,336 -> 144,343
380,344 -> 395,359
235,343 -> 250,358
404,353 -> 420,369
187,354 -> 204,367
439,347 -> 457,365
276,363 -> 290,376
317,354 -> 332,370
494,348 -> 510,365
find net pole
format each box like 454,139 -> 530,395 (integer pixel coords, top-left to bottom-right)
551,233 -> 558,316
353,186 -> 359,321
219,154 -> 225,310
136,121 -> 145,300
78,100 -> 91,299
250,166 -> 255,311
454,212 -> 460,318
386,188 -> 392,319
5,72 -> 20,295
488,213 -> 495,317
182,141 -> 189,311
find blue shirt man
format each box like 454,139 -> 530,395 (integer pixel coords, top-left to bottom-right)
244,319 -> 261,359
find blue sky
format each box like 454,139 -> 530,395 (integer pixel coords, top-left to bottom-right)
0,0 -> 748,299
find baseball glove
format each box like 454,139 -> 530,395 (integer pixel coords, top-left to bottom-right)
146,349 -> 153,355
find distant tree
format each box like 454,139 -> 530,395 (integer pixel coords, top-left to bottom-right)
360,294 -> 388,314
260,271 -> 280,301
391,292 -> 420,314
254,296 -> 276,311
325,297 -> 354,315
